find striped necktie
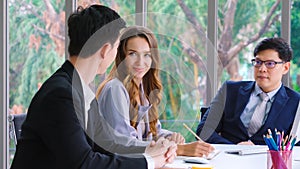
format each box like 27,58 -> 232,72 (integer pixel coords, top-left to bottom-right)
248,92 -> 269,136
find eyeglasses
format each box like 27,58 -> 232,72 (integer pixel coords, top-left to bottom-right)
251,59 -> 285,69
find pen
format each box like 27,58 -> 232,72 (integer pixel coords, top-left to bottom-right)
183,123 -> 203,142
268,129 -> 272,135
285,140 -> 290,151
290,136 -> 297,150
189,166 -> 213,169
276,131 -> 280,150
281,131 -> 284,151
267,135 -> 278,151
263,135 -> 271,149
283,135 -> 288,145
269,128 -> 277,144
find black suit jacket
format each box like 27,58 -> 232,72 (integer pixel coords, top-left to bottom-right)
11,61 -> 147,169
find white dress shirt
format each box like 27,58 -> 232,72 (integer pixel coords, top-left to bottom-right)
78,74 -> 95,130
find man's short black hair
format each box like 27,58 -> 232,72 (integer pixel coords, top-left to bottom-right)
68,5 -> 126,58
254,37 -> 293,62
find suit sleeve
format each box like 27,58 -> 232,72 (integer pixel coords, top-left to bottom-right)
87,98 -> 149,155
34,86 -> 147,169
196,82 -> 233,144
156,120 -> 173,139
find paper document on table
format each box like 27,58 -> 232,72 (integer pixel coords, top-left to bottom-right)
225,147 -> 268,155
205,149 -> 221,160
291,100 -> 300,143
184,157 -> 209,164
182,123 -> 221,160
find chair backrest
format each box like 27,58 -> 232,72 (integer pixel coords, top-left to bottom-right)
8,113 -> 27,145
200,106 -> 209,120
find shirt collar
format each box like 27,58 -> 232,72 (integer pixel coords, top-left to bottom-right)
78,73 -> 95,107
254,82 -> 282,102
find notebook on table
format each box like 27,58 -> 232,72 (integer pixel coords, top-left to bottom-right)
225,147 -> 268,155
206,149 -> 221,159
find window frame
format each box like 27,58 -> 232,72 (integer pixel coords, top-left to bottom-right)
0,0 -> 291,168
0,0 -> 9,168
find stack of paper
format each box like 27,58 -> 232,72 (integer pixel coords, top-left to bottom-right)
225,147 -> 268,155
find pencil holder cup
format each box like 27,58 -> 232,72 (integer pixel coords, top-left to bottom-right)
267,150 -> 292,169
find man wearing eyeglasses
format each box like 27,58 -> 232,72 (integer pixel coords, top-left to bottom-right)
196,37 -> 300,145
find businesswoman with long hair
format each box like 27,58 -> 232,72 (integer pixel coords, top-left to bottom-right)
97,26 -> 214,157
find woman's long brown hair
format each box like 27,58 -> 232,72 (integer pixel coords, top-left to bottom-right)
96,26 -> 162,138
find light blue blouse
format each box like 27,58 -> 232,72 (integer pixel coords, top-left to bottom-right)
98,78 -> 172,142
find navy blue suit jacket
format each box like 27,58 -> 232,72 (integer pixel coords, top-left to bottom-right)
197,81 -> 300,145
11,61 -> 147,169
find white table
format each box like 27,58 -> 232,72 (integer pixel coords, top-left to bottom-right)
164,144 -> 300,169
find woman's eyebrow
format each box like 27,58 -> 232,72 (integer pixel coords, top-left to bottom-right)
127,49 -> 151,53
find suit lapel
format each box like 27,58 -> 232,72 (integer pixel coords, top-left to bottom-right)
61,61 -> 86,129
263,86 -> 289,128
235,82 -> 254,118
233,82 -> 255,134
86,99 -> 98,140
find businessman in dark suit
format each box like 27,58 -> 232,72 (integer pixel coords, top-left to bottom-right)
197,37 -> 300,145
11,5 -> 176,169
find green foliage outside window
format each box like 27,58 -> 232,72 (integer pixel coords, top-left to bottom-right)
9,0 -> 65,111
8,0 -> 300,145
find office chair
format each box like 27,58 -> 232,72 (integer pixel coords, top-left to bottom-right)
200,106 -> 209,120
8,113 -> 27,145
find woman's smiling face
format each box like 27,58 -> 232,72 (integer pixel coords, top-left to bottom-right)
125,36 -> 152,82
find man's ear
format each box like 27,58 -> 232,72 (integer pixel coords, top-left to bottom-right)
282,62 -> 290,75
99,43 -> 112,59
